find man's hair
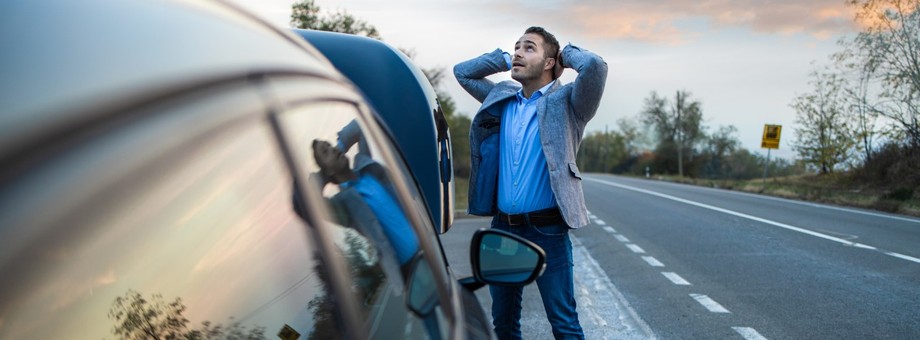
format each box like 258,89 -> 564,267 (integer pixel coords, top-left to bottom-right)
524,26 -> 560,60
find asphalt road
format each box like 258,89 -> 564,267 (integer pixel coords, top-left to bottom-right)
575,174 -> 920,339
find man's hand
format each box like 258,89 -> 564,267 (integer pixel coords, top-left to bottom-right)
553,51 -> 565,79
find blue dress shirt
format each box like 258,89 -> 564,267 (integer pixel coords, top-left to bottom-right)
497,76 -> 557,214
342,174 -> 419,264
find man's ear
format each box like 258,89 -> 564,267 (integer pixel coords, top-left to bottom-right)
544,57 -> 556,71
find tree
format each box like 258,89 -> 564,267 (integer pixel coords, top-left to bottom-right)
833,44 -> 882,163
109,290 -> 190,340
290,0 -> 381,39
792,69 -> 856,174
576,130 -> 627,173
699,125 -> 740,178
108,290 -> 267,340
616,116 -> 649,157
442,95 -> 472,178
639,90 -> 705,176
846,0 -> 920,148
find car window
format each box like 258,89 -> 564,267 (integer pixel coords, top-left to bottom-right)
276,101 -> 448,339
0,109 -> 340,339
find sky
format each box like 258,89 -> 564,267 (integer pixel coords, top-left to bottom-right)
226,0 -> 862,160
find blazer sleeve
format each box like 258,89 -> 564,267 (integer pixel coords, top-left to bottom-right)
561,43 -> 608,122
453,48 -> 509,103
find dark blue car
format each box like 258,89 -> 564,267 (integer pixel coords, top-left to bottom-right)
292,29 -> 455,235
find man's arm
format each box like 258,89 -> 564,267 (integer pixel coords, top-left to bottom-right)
453,48 -> 510,103
559,44 -> 608,122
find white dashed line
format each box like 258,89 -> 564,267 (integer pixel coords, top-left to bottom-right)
690,294 -> 730,313
625,244 -> 646,254
595,219 -> 607,225
733,327 -> 768,340
642,256 -> 664,267
661,272 -> 691,285
615,235 -> 630,243
602,226 -> 617,234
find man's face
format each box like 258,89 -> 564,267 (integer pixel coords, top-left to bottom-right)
511,33 -> 551,83
312,140 -> 350,178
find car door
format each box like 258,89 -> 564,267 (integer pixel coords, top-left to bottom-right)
0,79 -> 356,339
267,76 -> 463,339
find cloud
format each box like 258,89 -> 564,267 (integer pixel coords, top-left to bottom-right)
484,0 -> 858,43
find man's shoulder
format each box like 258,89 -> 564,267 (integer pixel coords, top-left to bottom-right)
495,80 -> 520,91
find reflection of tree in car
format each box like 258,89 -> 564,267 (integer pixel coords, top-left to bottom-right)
108,290 -> 267,340
305,252 -> 342,340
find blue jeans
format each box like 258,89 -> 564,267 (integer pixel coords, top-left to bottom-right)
489,216 -> 584,340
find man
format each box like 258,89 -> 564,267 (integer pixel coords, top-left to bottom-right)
454,26 -> 607,339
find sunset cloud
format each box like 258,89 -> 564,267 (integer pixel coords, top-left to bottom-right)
486,0 -> 858,43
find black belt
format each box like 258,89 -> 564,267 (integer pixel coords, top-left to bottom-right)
497,208 -> 564,226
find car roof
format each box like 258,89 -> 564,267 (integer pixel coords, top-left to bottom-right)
0,0 -> 342,162
292,29 -> 447,229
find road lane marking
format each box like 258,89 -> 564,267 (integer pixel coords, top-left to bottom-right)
626,244 -> 646,254
642,256 -> 665,267
662,272 -> 691,285
733,327 -> 768,340
615,235 -> 630,243
570,235 -> 657,338
602,226 -> 617,233
587,177 -> 920,265
719,186 -> 920,224
595,219 -> 607,225
885,251 -> 920,263
690,294 -> 730,313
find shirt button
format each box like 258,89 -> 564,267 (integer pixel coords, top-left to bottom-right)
514,182 -> 518,186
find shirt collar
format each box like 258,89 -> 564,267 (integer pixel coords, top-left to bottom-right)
517,80 -> 556,101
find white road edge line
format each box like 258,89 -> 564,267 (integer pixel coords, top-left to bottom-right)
690,294 -> 730,313
733,327 -> 768,340
626,244 -> 646,254
642,256 -> 665,267
885,251 -> 920,263
716,184 -> 920,224
602,226 -> 617,233
587,177 -> 920,265
662,272 -> 691,285
570,235 -> 657,338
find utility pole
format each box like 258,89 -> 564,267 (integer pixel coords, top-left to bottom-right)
603,124 -> 608,173
676,91 -> 684,177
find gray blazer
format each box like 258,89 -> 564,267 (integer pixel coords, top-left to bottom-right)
454,44 -> 608,228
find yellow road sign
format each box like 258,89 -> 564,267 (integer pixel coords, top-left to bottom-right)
761,124 -> 781,149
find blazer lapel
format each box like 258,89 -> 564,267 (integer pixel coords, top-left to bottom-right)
479,82 -> 518,116
537,80 -> 563,122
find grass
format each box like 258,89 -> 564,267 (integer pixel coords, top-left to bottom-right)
650,174 -> 920,218
454,177 -> 469,212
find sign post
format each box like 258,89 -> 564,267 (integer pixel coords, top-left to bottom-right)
760,124 -> 782,187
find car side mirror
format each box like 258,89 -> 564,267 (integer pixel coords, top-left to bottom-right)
460,229 -> 546,291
